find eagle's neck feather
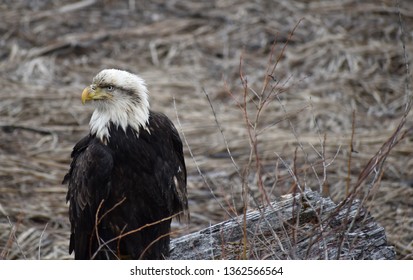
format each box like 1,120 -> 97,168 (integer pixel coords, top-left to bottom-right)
89,100 -> 149,143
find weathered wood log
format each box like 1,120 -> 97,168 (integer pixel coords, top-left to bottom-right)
169,190 -> 395,260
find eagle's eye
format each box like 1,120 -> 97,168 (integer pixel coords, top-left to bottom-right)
105,85 -> 115,92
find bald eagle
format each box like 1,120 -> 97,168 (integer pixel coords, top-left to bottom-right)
63,69 -> 188,260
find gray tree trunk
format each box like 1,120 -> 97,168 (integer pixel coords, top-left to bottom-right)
169,190 -> 395,260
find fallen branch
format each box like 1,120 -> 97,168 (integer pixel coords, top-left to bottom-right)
169,190 -> 395,260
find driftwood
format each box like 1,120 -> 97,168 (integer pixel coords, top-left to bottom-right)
169,190 -> 395,260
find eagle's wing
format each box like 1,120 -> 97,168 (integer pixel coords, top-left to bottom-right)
63,136 -> 114,259
169,119 -> 189,223
149,112 -> 189,224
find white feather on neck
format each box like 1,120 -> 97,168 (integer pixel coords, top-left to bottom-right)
89,97 -> 149,142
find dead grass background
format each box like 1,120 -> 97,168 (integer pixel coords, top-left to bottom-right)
0,0 -> 412,259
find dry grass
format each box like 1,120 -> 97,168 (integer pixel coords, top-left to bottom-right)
0,0 -> 412,259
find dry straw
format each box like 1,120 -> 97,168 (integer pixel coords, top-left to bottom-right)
0,0 -> 412,259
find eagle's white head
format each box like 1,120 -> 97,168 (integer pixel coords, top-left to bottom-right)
81,69 -> 150,142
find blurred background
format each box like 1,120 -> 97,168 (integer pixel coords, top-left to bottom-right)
0,0 -> 412,259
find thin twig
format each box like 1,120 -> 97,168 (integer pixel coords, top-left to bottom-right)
91,212 -> 181,260
38,222 -> 48,260
6,216 -> 26,260
346,110 -> 356,196
203,88 -> 241,175
172,96 -> 235,219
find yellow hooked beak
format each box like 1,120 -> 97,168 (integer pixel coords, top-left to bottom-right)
81,86 -> 113,104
